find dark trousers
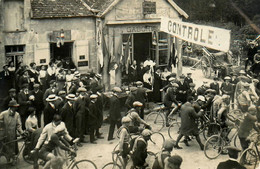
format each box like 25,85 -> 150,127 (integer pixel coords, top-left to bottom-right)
21,115 -> 27,130
89,126 -> 95,142
36,111 -> 42,127
75,114 -> 84,141
108,119 -> 121,140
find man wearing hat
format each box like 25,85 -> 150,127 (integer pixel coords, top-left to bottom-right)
108,87 -> 122,141
135,81 -> 147,119
125,87 -> 137,110
197,81 -> 209,96
0,100 -> 24,164
164,85 -> 179,127
176,74 -> 189,103
44,94 -> 59,126
187,83 -> 197,99
0,65 -> 11,95
165,155 -> 183,169
210,77 -> 220,95
43,80 -> 58,105
217,146 -> 245,169
60,94 -> 76,137
73,87 -> 88,144
152,139 -> 175,169
88,94 -> 99,144
31,84 -> 44,127
56,90 -> 67,111
221,76 -> 233,98
237,83 -> 251,113
18,83 -> 32,129
1,88 -> 17,112
184,73 -> 193,88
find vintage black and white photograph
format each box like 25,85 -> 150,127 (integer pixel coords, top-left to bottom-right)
0,0 -> 260,168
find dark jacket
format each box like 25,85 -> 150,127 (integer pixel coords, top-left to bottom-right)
210,82 -> 220,95
163,92 -> 178,108
43,103 -> 59,126
17,91 -> 30,116
31,90 -> 44,113
217,160 -> 246,169
135,87 -> 146,105
220,82 -> 233,95
43,88 -> 59,104
176,81 -> 189,103
88,101 -> 98,127
180,102 -> 203,136
60,102 -> 75,136
109,94 -> 122,121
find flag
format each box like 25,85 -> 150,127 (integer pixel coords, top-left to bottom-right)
124,35 -> 131,74
97,19 -> 104,67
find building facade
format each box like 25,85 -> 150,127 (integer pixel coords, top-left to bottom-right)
0,0 -> 187,88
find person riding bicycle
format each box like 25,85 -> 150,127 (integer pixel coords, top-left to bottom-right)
164,84 -> 180,127
212,94 -> 230,123
37,124 -> 76,169
125,101 -> 151,134
118,116 -> 131,167
131,129 -> 152,169
237,83 -> 252,112
152,139 -> 175,169
237,106 -> 260,152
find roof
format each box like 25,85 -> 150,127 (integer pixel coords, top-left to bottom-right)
31,0 -> 94,19
83,0 -> 188,18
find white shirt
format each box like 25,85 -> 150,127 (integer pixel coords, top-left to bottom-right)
144,60 -> 156,68
25,115 -> 38,132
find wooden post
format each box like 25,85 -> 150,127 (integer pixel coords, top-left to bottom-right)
175,37 -> 182,77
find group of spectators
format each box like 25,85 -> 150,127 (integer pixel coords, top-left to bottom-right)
0,59 -> 106,165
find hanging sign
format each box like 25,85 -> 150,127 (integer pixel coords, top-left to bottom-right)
143,1 -> 156,14
160,17 -> 231,52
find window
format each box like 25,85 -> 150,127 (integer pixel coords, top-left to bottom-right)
5,45 -> 25,69
4,0 -> 24,31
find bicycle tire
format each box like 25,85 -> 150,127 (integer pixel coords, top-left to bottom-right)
22,144 -> 34,164
233,133 -> 242,150
204,135 -> 224,159
70,159 -> 98,169
148,132 -> 165,152
102,162 -> 122,169
239,148 -> 257,169
203,123 -> 221,141
145,111 -> 165,132
112,144 -> 119,162
168,123 -> 179,139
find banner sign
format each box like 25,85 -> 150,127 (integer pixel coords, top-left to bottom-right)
160,17 -> 231,52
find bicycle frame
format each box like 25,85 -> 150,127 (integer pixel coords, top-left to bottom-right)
0,137 -> 25,161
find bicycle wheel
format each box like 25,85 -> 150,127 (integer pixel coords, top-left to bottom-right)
112,144 -> 119,162
22,144 -> 34,164
71,159 -> 97,169
148,132 -> 165,152
203,123 -> 221,141
168,123 -> 179,139
233,134 -> 242,150
239,148 -> 257,169
145,112 -> 165,132
146,151 -> 156,168
102,162 -> 122,169
204,135 -> 225,159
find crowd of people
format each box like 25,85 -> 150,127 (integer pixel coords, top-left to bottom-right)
0,54 -> 260,169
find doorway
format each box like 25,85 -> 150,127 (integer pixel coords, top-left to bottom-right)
133,33 -> 152,65
50,42 -> 73,61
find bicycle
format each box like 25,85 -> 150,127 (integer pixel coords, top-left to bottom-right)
145,103 -> 166,132
0,133 -> 34,166
204,122 -> 241,159
33,138 -> 97,169
113,130 -> 164,167
239,132 -> 260,169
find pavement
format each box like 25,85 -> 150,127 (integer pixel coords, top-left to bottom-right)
0,66 -> 254,169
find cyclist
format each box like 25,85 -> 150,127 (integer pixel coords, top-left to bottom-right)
237,83 -> 252,112
37,124 -> 76,169
164,84 -> 179,127
125,101 -> 151,133
152,139 -> 175,169
237,106 -> 260,151
118,116 -> 131,168
131,129 -> 152,169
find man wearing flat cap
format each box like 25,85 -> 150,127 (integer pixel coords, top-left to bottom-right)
88,94 -> 99,144
0,100 -> 24,165
43,80 -> 58,105
176,74 -> 189,103
108,87 -> 122,141
164,155 -> 183,169
1,88 -> 17,112
184,73 -> 193,88
31,84 -> 44,127
73,87 -> 89,145
18,83 -> 32,129
217,146 -> 245,169
221,76 -> 233,98
135,81 -> 147,119
125,87 -> 137,110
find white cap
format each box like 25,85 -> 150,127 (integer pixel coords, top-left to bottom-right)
197,95 -> 206,102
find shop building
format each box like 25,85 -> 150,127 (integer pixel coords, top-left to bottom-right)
0,0 -> 188,88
